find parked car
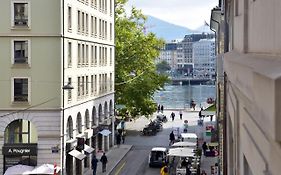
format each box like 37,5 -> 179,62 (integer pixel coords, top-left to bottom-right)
148,147 -> 168,167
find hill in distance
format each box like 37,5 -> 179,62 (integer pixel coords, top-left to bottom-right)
145,15 -> 195,42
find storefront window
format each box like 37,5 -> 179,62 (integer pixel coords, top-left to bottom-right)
4,119 -> 37,144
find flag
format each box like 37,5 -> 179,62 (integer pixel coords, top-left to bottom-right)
204,20 -> 210,27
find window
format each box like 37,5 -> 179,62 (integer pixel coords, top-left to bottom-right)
13,78 -> 28,102
91,45 -> 94,65
68,42 -> 72,67
86,76 -> 88,95
91,16 -> 94,35
94,17 -> 97,36
78,77 -> 81,96
91,75 -> 94,94
109,0 -> 112,15
105,21 -> 107,40
68,6 -> 72,30
85,13 -> 88,34
82,12 -> 85,33
86,44 -> 89,65
77,10 -> 81,32
82,76 -> 85,95
82,44 -> 85,64
110,48 -> 112,65
78,43 -> 81,66
13,40 -> 29,64
110,23 -> 112,41
94,75 -> 97,94
67,77 -> 72,101
94,46 -> 97,65
5,119 -> 37,144
13,2 -> 29,27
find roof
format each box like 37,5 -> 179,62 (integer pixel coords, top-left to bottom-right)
168,147 -> 195,157
151,147 -> 167,152
171,141 -> 197,148
180,133 -> 198,139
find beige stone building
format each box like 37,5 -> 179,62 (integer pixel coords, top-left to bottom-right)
211,0 -> 281,174
0,0 -> 115,174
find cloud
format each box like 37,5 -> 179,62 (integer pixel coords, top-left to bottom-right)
126,0 -> 218,29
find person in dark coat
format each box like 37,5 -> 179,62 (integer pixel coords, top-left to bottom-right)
169,131 -> 175,145
202,142 -> 208,156
161,105 -> 164,113
157,104 -> 161,113
116,133 -> 121,146
91,155 -> 98,175
100,153 -> 108,172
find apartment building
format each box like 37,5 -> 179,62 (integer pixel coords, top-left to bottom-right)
211,0 -> 281,174
157,41 -> 178,70
177,33 -> 214,76
0,0 -> 115,174
193,38 -> 216,79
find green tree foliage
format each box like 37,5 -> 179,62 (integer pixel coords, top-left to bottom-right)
115,0 -> 169,118
156,61 -> 171,74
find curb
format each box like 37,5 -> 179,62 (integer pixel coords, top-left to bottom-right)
107,145 -> 133,175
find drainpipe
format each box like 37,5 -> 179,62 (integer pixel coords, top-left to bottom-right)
62,0 -> 65,174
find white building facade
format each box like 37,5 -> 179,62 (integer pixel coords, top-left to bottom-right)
212,0 -> 281,174
0,0 -> 115,174
193,38 -> 216,79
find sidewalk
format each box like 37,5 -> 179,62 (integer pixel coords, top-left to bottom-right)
200,156 -> 218,175
85,144 -> 132,175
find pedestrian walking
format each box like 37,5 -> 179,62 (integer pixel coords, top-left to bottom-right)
210,115 -> 213,122
157,104 -> 161,113
169,131 -> 175,146
202,142 -> 208,156
161,105 -> 164,113
170,112 -> 175,121
122,131 -> 126,144
160,165 -> 169,175
179,110 -> 183,120
100,153 -> 108,173
116,134 -> 121,146
91,155 -> 98,175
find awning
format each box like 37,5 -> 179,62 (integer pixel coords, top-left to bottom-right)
4,164 -> 34,175
168,148 -> 195,157
68,150 -> 86,160
23,164 -> 61,174
99,129 -> 111,136
84,144 -> 95,154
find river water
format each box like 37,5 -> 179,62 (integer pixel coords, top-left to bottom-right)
154,84 -> 216,109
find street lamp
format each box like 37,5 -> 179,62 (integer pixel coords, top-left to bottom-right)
61,82 -> 73,175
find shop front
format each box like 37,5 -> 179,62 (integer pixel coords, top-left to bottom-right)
2,144 -> 37,172
2,119 -> 38,173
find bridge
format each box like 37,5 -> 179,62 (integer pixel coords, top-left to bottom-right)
170,77 -> 215,85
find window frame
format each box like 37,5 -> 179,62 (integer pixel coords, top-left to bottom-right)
11,77 -> 31,103
11,38 -> 31,66
11,0 -> 31,28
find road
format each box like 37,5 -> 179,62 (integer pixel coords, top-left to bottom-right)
110,110 -> 206,175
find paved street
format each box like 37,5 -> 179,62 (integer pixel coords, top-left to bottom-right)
110,109 -> 216,175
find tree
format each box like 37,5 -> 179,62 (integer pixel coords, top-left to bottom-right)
156,61 -> 171,74
115,0 -> 169,118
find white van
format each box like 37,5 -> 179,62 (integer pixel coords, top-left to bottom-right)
148,147 -> 168,167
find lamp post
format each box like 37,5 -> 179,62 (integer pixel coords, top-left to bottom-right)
62,82 -> 73,175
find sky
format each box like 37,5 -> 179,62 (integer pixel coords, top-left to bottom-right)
125,0 -> 218,30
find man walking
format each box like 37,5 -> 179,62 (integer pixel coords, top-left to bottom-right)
100,153 -> 108,173
169,131 -> 175,146
179,110 -> 183,120
91,155 -> 98,175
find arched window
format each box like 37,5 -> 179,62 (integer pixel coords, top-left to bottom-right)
66,116 -> 73,140
77,113 -> 82,134
92,106 -> 97,127
5,119 -> 37,144
85,109 -> 90,129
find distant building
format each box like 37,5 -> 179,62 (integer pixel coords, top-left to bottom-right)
157,40 -> 179,71
177,33 -> 215,76
193,38 -> 216,79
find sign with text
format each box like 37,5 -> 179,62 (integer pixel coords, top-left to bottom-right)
2,144 -> 37,156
